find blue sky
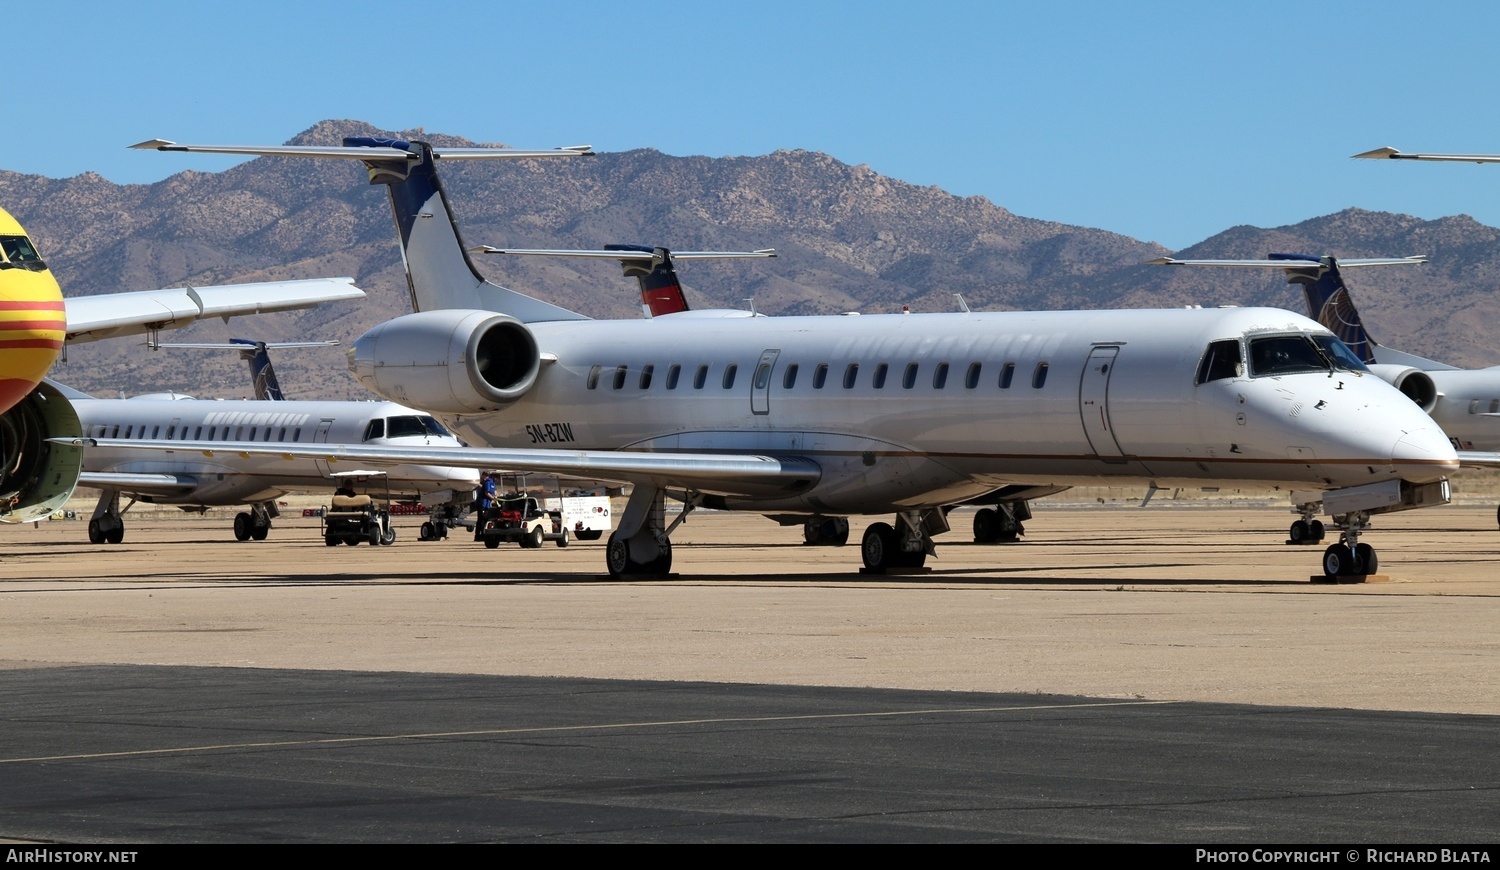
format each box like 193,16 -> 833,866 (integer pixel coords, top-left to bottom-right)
11,0 -> 1500,249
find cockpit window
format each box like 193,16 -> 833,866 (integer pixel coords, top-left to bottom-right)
0,236 -> 46,271
1196,339 -> 1243,384
362,419 -> 385,442
384,415 -> 452,438
1311,335 -> 1369,373
1249,335 -> 1330,377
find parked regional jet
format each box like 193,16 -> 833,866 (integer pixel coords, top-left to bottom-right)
69,387 -> 476,543
117,137 -> 1462,579
1153,253 -> 1500,530
0,204 -> 363,522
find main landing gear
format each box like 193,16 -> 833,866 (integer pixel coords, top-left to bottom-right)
232,501 -> 277,542
1320,511 -> 1377,579
803,516 -> 850,546
861,509 -> 948,573
605,486 -> 684,577
87,490 -> 128,545
972,500 -> 1028,544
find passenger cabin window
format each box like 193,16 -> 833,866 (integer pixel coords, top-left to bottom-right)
1032,363 -> 1049,389
124,425 -> 133,438
694,365 -> 708,389
965,362 -> 982,389
872,363 -> 888,389
933,363 -> 949,389
903,363 -> 919,389
194,426 -> 202,440
640,365 -> 654,389
999,362 -> 1015,389
363,419 -> 385,442
612,366 -> 628,390
1196,339 -> 1243,384
166,425 -> 175,439
813,364 -> 828,389
783,364 -> 799,389
843,363 -> 859,389
666,364 -> 681,389
754,363 -> 772,390
587,365 -> 601,390
723,365 -> 738,389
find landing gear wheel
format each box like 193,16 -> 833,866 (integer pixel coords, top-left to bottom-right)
1290,520 -> 1309,544
827,518 -> 849,546
1323,544 -> 1354,578
974,508 -> 997,543
1310,520 -> 1325,542
105,525 -> 124,545
862,522 -> 897,572
420,521 -> 434,541
233,512 -> 252,542
557,529 -> 569,548
606,532 -> 671,577
1356,543 -> 1377,575
87,519 -> 104,545
803,519 -> 824,546
251,524 -> 269,541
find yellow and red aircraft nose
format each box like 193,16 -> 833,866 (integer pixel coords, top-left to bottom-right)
0,268 -> 66,415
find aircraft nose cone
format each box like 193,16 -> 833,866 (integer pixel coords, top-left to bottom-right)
1391,428 -> 1459,483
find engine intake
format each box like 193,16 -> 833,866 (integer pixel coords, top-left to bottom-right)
349,309 -> 540,413
1367,364 -> 1439,414
0,381 -> 83,522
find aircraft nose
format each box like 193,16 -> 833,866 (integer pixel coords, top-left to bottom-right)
1391,427 -> 1459,483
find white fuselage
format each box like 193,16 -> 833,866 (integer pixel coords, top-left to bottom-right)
424,307 -> 1454,516
76,397 -> 477,506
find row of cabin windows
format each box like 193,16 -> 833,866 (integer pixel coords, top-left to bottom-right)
91,423 -> 306,443
586,360 -> 1051,392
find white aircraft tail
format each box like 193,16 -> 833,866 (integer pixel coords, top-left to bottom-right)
133,137 -> 594,323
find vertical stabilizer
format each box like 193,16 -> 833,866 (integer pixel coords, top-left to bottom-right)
342,137 -> 588,323
603,245 -> 691,317
230,339 -> 285,401
1270,253 -> 1378,364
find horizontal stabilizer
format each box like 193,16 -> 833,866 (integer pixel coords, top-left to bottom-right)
131,139 -> 593,161
1353,147 -> 1500,163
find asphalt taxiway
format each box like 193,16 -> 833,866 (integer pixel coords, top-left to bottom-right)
3,503 -> 1499,842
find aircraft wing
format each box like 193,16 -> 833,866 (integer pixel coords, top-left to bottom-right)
1354,147 -> 1500,163
78,471 -> 197,497
63,439 -> 821,499
65,277 -> 365,344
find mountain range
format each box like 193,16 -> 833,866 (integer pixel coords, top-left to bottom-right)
3,119 -> 1496,400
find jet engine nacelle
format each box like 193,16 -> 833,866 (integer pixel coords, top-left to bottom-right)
0,381 -> 83,523
348,309 -> 540,413
1367,364 -> 1439,414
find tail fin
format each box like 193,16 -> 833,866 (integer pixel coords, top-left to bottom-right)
230,339 -> 284,401
603,245 -> 691,317
133,137 -> 593,323
1268,253 -> 1378,364
342,137 -> 588,322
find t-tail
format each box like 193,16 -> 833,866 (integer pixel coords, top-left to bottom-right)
132,137 -> 594,323
471,244 -> 776,318
232,339 -> 284,401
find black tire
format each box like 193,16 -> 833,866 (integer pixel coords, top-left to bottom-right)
420,522 -> 434,541
251,523 -> 269,541
803,519 -> 823,546
345,536 -> 361,546
381,524 -> 396,546
87,519 -> 104,545
1356,543 -> 1378,575
325,535 -> 340,547
862,522 -> 897,571
1310,520 -> 1326,542
1289,520 -> 1309,544
829,518 -> 850,547
577,529 -> 603,541
527,526 -> 545,549
606,532 -> 631,578
105,525 -> 124,545
973,508 -> 998,543
557,529 -> 569,548
484,537 -> 500,549
233,512 -> 252,542
1322,544 -> 1351,578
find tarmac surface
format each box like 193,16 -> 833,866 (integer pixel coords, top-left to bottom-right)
3,502 -> 1500,842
